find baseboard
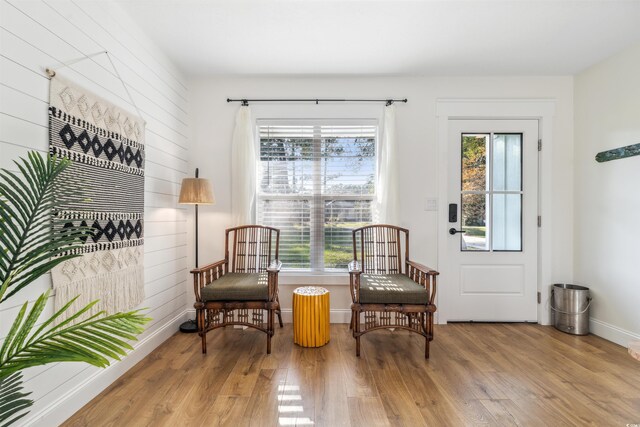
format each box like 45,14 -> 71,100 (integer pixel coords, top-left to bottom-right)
23,310 -> 189,427
589,317 -> 640,348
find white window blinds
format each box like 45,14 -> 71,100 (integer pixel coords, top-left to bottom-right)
257,120 -> 377,271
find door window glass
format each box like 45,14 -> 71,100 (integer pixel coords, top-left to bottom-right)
461,133 -> 523,251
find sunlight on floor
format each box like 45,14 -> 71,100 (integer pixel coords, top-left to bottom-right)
278,406 -> 304,413
278,418 -> 314,426
277,383 -> 314,425
276,395 -> 302,401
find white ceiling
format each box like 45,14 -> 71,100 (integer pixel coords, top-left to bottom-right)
117,0 -> 640,77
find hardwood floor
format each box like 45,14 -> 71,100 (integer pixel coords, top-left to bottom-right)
63,323 -> 640,426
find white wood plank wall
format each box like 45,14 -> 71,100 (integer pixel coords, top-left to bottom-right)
0,0 -> 190,424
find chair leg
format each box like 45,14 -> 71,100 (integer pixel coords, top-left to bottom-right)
425,335 -> 430,359
424,312 -> 430,359
267,308 -> 273,354
276,296 -> 283,328
277,309 -> 283,328
197,308 -> 207,354
349,310 -> 354,330
355,311 -> 361,357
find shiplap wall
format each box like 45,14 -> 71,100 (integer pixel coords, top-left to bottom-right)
0,0 -> 189,424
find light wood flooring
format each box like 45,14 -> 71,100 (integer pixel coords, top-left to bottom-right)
63,323 -> 640,426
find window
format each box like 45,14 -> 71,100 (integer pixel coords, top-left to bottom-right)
461,133 -> 523,251
257,120 -> 377,271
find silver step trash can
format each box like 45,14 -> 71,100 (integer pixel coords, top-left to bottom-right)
551,284 -> 592,335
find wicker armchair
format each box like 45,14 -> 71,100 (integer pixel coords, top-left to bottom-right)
190,225 -> 283,354
349,225 -> 439,358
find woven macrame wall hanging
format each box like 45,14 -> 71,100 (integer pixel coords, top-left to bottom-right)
49,75 -> 145,320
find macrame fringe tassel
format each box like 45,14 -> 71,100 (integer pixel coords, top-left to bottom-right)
53,265 -> 145,323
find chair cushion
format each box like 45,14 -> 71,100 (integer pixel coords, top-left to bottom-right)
201,273 -> 268,302
359,274 -> 428,304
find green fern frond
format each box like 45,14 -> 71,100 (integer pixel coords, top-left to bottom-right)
0,151 -> 152,423
0,372 -> 32,427
0,290 -> 150,379
0,152 -> 92,302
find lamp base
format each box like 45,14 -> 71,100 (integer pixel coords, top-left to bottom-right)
179,319 -> 199,333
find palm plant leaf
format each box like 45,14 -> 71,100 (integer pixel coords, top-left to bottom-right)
0,290 -> 150,379
0,152 -> 91,302
0,372 -> 32,427
0,151 -> 151,423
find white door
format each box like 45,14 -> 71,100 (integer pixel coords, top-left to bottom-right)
446,120 -> 538,321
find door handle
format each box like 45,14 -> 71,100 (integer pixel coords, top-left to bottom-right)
449,228 -> 466,235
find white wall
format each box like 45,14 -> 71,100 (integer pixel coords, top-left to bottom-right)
189,75 -> 574,323
0,0 -> 189,424
574,43 -> 640,346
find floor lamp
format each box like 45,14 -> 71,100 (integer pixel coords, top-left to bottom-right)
178,167 -> 215,333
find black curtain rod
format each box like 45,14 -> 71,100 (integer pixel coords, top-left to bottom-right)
226,98 -> 407,106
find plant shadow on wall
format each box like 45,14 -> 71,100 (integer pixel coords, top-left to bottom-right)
0,152 -> 150,425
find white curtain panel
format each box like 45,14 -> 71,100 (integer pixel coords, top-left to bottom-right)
231,106 -> 256,225
376,104 -> 400,225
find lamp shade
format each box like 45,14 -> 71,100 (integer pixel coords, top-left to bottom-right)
178,178 -> 215,205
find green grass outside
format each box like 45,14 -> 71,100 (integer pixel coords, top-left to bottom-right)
325,244 -> 352,268
279,223 -> 364,269
462,226 -> 486,237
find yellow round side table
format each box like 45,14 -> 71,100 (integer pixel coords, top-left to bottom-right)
293,286 -> 330,347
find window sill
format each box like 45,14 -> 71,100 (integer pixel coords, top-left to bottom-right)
279,271 -> 349,286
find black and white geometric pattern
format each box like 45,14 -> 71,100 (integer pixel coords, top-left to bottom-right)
49,75 -> 145,317
53,118 -> 144,169
62,218 -> 144,244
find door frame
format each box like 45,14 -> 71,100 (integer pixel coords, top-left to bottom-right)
436,99 -> 556,325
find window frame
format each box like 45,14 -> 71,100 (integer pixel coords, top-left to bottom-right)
460,132 -> 524,252
255,118 -> 379,273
